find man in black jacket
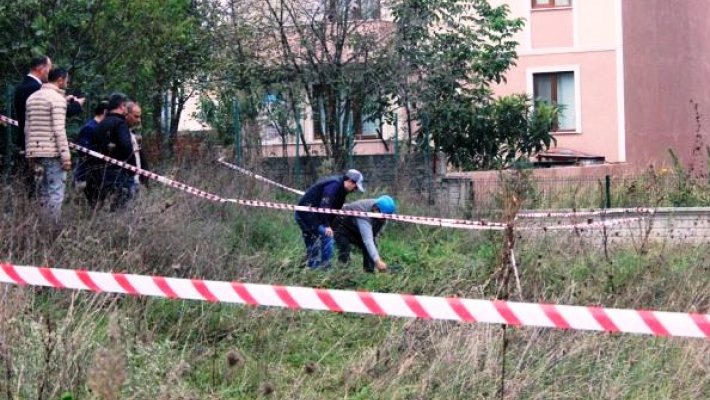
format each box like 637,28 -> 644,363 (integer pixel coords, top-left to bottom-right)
85,92 -> 135,210
12,56 -> 51,194
13,56 -> 52,153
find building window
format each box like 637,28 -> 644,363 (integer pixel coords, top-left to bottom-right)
532,0 -> 572,9
533,71 -> 576,132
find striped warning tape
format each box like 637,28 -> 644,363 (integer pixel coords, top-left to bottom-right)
216,156 -> 657,221
215,150 -> 654,227
518,208 -> 656,219
68,143 -> 224,202
68,143 -> 509,230
0,113 -> 646,231
1,114 -> 18,126
0,263 -> 707,339
218,157 -> 305,195
517,217 -> 644,231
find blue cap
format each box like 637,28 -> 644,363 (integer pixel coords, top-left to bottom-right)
375,195 -> 396,214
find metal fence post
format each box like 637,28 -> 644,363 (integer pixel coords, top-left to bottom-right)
4,84 -> 13,180
347,109 -> 354,169
232,100 -> 241,166
393,113 -> 399,164
294,107 -> 302,186
423,113 -> 433,204
605,174 -> 612,208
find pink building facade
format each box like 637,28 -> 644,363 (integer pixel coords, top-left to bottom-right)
179,1 -> 709,167
493,0 -> 710,167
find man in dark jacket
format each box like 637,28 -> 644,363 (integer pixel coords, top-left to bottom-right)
295,169 -> 365,270
13,56 -> 52,153
12,56 -> 51,194
333,196 -> 396,273
85,93 -> 135,209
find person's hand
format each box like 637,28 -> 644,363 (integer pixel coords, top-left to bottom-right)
318,225 -> 334,237
61,160 -> 72,171
375,259 -> 387,272
75,97 -> 86,106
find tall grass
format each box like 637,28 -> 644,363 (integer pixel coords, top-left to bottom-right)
0,160 -> 708,399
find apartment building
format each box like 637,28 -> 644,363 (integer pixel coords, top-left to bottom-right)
179,0 -> 710,167
493,0 -> 710,166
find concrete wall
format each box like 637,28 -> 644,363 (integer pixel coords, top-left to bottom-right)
526,208 -> 710,246
623,0 -> 710,167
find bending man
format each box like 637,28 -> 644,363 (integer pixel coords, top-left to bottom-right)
333,195 -> 396,273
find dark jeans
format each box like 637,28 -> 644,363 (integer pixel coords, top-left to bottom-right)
85,168 -> 135,210
11,155 -> 36,199
294,214 -> 334,269
334,230 -> 375,273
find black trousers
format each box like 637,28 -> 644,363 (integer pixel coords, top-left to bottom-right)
334,230 -> 375,273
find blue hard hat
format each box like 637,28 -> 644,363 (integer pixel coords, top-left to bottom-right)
375,195 -> 396,214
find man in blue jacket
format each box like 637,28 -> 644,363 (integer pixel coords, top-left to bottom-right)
295,169 -> 365,270
73,100 -> 109,187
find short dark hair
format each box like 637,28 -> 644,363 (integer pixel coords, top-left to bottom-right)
47,67 -> 68,82
107,93 -> 128,111
93,101 -> 110,116
29,56 -> 50,71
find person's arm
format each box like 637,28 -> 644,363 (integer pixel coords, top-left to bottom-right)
317,181 -> 340,233
66,98 -> 84,117
115,123 -> 134,159
52,100 -> 71,167
356,218 -> 380,262
76,125 -> 91,147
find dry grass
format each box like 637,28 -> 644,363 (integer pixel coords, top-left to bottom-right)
0,160 -> 708,399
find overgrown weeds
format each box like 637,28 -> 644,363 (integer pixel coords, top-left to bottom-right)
0,159 -> 708,399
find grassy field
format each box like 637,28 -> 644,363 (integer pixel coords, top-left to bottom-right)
0,165 -> 708,399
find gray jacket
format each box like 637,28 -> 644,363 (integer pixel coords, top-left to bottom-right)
335,199 -> 387,262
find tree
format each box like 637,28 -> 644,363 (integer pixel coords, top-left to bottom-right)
0,0 -> 215,155
203,0 -> 394,168
389,0 -> 556,169
437,95 -> 557,169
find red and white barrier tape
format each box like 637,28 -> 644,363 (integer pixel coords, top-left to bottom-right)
70,143 -> 507,230
1,113 -> 646,231
215,159 -> 651,229
518,216 -> 644,231
218,157 -> 305,195
68,143 -> 224,202
0,263 -> 707,339
215,150 -> 657,222
518,208 -> 656,219
1,114 -> 18,126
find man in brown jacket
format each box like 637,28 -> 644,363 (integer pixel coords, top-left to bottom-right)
24,67 -> 72,222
